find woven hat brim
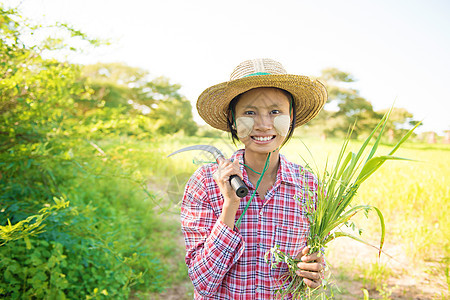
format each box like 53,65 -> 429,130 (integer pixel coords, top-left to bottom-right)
197,74 -> 328,131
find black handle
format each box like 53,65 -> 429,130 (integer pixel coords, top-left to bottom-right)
230,175 -> 248,198
213,150 -> 248,198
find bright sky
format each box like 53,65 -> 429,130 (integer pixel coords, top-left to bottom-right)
5,0 -> 450,134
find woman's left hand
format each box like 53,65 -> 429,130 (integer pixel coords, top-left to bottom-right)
295,246 -> 325,289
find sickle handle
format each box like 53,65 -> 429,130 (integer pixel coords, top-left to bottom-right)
215,155 -> 248,198
230,175 -> 248,198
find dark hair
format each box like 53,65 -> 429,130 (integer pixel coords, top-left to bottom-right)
226,89 -> 296,148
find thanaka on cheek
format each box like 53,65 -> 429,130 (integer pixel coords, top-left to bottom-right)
236,117 -> 254,139
273,115 -> 290,136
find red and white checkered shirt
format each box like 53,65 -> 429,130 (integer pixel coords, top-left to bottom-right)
181,149 -> 318,299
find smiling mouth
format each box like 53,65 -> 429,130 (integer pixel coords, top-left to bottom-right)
251,135 -> 276,142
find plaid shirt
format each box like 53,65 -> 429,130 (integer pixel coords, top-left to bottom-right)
181,149 -> 318,299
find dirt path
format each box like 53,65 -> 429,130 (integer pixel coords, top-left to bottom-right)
326,238 -> 448,299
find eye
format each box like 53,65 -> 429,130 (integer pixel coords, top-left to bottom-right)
271,109 -> 281,114
244,111 -> 255,115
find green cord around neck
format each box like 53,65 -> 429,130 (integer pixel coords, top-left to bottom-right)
235,151 -> 272,228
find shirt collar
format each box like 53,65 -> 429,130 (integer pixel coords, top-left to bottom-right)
278,153 -> 299,186
231,149 -> 299,188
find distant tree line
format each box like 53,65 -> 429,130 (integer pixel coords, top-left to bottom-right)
307,68 -> 421,140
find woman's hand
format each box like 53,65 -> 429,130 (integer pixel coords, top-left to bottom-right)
295,246 -> 325,289
213,159 -> 243,228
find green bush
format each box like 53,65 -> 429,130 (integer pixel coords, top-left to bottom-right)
0,138 -> 172,298
0,5 -> 185,298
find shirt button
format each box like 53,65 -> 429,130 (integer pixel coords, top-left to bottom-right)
256,287 -> 261,293
259,211 -> 263,216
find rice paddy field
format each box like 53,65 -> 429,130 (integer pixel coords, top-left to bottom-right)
131,133 -> 449,299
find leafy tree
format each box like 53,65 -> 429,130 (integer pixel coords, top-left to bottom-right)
79,63 -> 150,110
78,63 -> 198,136
146,77 -> 198,135
311,68 -> 380,139
310,68 -> 420,140
377,107 -> 422,141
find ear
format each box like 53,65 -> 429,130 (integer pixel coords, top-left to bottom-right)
229,117 -> 236,130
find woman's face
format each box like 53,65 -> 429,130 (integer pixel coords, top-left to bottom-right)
234,87 -> 291,155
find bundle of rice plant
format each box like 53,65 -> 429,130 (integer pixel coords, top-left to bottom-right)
265,109 -> 421,299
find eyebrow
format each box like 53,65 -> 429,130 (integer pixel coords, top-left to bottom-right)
242,104 -> 281,109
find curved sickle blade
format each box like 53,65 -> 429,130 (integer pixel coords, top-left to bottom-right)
167,144 -> 248,198
167,144 -> 223,159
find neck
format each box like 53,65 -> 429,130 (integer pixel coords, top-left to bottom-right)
244,149 -> 280,179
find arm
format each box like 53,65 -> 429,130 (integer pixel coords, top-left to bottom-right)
181,161 -> 244,297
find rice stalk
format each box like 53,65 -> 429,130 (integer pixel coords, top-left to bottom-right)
265,108 -> 421,299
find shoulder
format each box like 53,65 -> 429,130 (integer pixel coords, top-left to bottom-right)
280,154 -> 318,188
182,163 -> 218,204
187,162 -> 218,187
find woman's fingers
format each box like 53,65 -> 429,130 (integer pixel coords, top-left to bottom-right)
296,246 -> 325,288
214,159 -> 242,183
296,268 -> 323,289
213,159 -> 243,203
303,277 -> 321,289
297,261 -> 323,272
295,269 -> 321,281
301,253 -> 324,264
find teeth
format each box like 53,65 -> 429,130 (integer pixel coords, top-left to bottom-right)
253,136 -> 273,141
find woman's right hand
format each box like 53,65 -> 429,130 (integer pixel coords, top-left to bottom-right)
213,159 -> 243,228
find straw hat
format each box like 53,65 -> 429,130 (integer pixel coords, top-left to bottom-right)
197,58 -> 327,131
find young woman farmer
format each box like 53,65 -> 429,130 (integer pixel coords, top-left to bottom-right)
181,58 -> 328,299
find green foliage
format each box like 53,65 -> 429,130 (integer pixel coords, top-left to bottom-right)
0,5 -> 190,298
0,198 -> 69,247
377,107 -> 422,140
312,68 -> 380,139
310,68 -> 420,140
78,63 -> 198,136
359,262 -> 393,291
320,68 -> 355,83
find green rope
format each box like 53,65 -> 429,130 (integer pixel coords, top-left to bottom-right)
235,151 -> 272,229
242,163 -> 261,175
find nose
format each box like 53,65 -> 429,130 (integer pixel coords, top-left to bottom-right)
254,114 -> 273,131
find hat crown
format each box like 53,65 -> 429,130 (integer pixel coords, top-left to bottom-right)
229,58 -> 287,81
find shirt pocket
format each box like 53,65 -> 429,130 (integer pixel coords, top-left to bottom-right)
269,224 -> 308,281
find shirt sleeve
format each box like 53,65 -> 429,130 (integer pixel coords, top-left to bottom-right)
180,166 -> 245,297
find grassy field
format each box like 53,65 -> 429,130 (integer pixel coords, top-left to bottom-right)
118,134 -> 449,299
282,136 -> 449,299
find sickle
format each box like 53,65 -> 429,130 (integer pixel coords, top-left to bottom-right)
167,145 -> 248,198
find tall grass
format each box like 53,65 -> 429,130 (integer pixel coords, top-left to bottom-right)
282,137 -> 449,297
283,138 -> 449,261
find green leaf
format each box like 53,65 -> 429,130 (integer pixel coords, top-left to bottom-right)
355,156 -> 411,186
388,120 -> 422,156
371,206 -> 386,258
